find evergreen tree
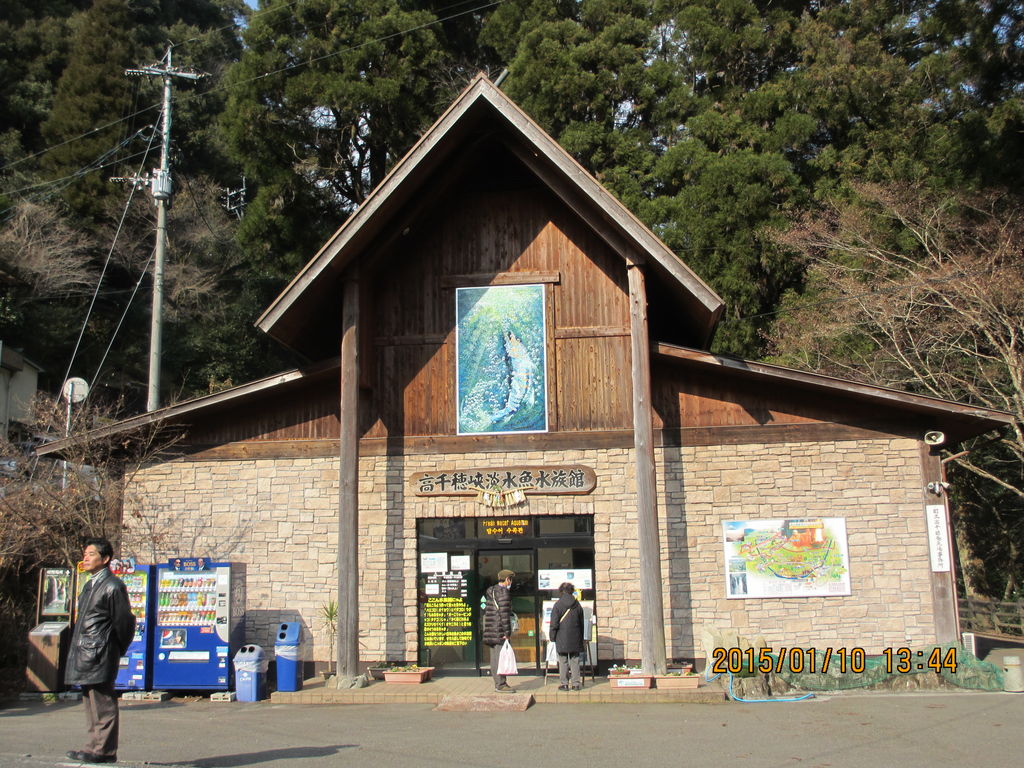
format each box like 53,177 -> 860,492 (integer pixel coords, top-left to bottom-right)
39,0 -> 159,219
221,0 -> 460,279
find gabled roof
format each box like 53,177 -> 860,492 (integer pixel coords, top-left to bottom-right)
36,343 -> 1013,457
654,343 -> 1015,444
35,358 -> 340,457
257,73 -> 724,357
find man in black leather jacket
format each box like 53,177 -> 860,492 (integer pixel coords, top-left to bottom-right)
65,538 -> 136,764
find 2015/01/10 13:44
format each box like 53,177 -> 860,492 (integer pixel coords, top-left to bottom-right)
710,646 -> 959,676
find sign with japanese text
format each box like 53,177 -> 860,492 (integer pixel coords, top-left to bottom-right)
421,572 -> 473,648
411,465 -> 596,496
925,504 -> 952,572
479,517 -> 531,537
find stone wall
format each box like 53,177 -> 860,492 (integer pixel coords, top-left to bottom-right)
122,436 -> 936,666
660,438 -> 936,658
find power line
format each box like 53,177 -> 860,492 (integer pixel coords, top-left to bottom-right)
61,129 -> 160,392
0,0 -> 507,175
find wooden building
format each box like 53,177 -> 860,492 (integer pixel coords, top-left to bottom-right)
43,76 -> 1013,676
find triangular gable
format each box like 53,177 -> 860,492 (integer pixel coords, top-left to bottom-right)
256,74 -> 724,357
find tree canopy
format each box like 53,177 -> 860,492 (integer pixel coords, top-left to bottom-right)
1,0 -> 1022,590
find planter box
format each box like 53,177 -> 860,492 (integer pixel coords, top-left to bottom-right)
654,674 -> 700,690
382,667 -> 434,684
609,675 -> 653,689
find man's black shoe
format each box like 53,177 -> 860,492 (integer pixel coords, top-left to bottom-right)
66,751 -> 116,763
494,683 -> 514,692
557,684 -> 569,691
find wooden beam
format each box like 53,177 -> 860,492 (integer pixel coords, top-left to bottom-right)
180,423 -> 905,462
338,276 -> 360,679
629,263 -> 667,674
921,443 -> 959,643
553,326 -> 630,340
440,271 -> 561,288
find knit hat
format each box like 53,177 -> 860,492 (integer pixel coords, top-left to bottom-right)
497,569 -> 515,581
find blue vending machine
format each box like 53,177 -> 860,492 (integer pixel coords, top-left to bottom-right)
152,559 -> 244,691
112,561 -> 155,690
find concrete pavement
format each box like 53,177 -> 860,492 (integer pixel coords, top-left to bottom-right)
2,688 -> 1022,768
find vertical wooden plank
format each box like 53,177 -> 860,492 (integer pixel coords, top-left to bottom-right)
338,275 -> 360,679
921,444 -> 959,643
628,262 -> 667,675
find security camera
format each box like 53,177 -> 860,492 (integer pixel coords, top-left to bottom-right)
924,431 -> 946,446
927,481 -> 950,495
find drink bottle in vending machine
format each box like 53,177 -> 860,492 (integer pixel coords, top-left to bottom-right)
111,560 -> 155,690
152,558 -> 245,690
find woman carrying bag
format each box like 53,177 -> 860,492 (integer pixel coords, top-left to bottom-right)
548,582 -> 585,691
482,569 -> 516,692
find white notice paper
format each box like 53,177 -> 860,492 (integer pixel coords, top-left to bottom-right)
420,552 -> 448,573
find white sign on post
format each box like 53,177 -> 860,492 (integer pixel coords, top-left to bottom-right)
925,505 -> 952,572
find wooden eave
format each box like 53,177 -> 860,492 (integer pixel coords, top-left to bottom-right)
654,342 -> 1015,445
256,74 -> 724,358
35,358 -> 340,457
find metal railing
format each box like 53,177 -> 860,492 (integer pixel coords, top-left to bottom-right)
959,596 -> 1024,638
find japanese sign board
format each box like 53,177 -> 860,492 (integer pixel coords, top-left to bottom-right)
411,465 -> 596,496
421,571 -> 473,648
479,517 -> 531,537
925,504 -> 952,573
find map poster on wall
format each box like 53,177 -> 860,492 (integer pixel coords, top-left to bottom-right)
723,518 -> 852,599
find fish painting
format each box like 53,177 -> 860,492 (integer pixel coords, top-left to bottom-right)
456,285 -> 547,434
491,331 -> 536,422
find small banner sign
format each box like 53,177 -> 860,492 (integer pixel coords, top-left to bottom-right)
410,465 -> 597,501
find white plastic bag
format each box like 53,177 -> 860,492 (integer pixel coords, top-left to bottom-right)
546,641 -> 559,666
497,639 -> 518,676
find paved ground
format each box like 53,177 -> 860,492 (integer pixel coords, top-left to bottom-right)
2,687 -> 1022,768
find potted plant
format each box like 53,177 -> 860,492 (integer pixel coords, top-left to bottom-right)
608,664 -> 653,689
382,664 -> 435,684
367,661 -> 401,681
653,670 -> 700,689
320,600 -> 338,678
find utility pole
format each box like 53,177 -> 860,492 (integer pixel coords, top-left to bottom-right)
124,47 -> 207,411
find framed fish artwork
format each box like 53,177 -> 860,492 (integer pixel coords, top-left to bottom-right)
455,284 -> 548,435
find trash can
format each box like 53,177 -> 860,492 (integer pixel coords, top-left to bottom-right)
275,623 -> 303,692
1003,655 -> 1024,693
233,645 -> 267,702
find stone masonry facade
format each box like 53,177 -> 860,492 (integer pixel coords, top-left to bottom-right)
122,436 -> 935,667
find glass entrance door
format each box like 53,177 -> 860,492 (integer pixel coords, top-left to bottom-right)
477,550 -> 539,672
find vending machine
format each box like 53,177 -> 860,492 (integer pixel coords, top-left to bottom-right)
111,560 -> 154,691
152,558 -> 244,691
24,566 -> 74,692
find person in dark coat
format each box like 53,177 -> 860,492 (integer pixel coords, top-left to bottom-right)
65,538 -> 136,764
482,569 -> 515,692
548,582 -> 585,690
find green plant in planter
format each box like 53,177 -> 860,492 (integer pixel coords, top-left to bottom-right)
608,664 -> 643,676
320,600 -> 338,676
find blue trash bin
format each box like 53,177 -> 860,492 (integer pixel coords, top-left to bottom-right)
275,623 -> 303,692
233,645 -> 267,702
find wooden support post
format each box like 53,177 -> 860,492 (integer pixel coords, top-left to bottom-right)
921,444 -> 959,643
338,276 -> 360,679
628,262 -> 667,675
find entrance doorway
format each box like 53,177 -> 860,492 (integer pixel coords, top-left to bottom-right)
416,515 -> 594,675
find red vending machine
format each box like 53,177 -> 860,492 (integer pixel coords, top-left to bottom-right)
152,558 -> 244,691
